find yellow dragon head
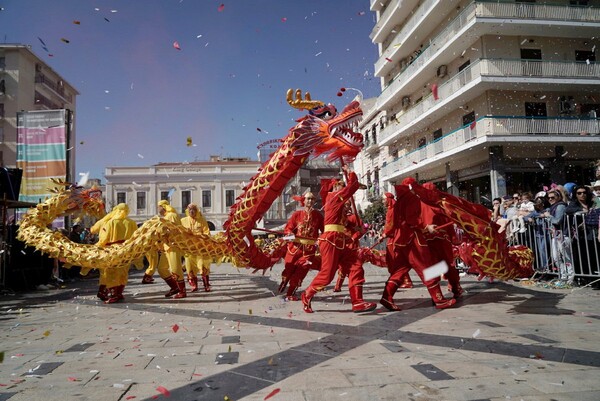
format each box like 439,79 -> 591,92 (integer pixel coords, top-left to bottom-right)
286,88 -> 364,163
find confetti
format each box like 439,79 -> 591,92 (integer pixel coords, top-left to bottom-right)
281,17 -> 287,22
357,11 -> 365,16
472,329 -> 481,338
173,41 -> 181,50
61,38 -> 70,44
43,330 -> 51,336
68,377 -> 79,382
423,260 -> 448,281
156,386 -> 171,396
0,351 -> 4,363
137,154 -> 144,159
73,20 -> 81,25
126,397 -> 137,400
469,121 -> 477,130
385,57 -> 392,62
315,52 -> 322,56
264,388 -> 281,400
186,136 -> 193,146
218,4 -> 225,12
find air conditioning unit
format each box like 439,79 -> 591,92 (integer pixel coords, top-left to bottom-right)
437,65 -> 448,78
402,96 -> 411,109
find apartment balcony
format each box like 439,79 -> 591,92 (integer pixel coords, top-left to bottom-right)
381,115 -> 600,182
363,138 -> 379,155
379,58 -> 600,146
35,72 -> 73,103
370,0 -> 385,12
374,0 -> 459,74
376,1 -> 600,96
370,0 -> 420,43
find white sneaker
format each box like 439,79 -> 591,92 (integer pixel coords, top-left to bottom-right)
36,284 -> 49,290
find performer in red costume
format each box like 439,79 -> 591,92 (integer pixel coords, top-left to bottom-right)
420,182 -> 463,299
302,164 -> 376,313
380,178 -> 456,311
382,192 -> 413,290
278,192 -> 324,301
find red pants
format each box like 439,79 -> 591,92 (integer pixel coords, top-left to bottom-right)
309,234 -> 364,292
429,238 -> 460,289
386,239 -> 439,287
281,244 -> 319,290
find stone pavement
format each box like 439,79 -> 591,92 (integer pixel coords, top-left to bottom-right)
1,262 -> 599,401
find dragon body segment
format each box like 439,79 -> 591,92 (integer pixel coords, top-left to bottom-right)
16,90 -> 364,272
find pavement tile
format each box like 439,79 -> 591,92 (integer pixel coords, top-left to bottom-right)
1,265 -> 599,401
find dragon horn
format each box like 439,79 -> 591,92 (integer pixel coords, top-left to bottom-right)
286,88 -> 324,110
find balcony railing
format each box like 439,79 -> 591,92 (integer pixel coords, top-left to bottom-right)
379,58 -> 600,145
374,0 -> 439,72
381,116 -> 600,179
35,72 -> 73,103
378,1 -> 600,105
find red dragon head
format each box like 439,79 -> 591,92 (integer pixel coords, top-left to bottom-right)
286,88 -> 364,163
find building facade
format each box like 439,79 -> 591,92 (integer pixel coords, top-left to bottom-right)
103,157 -> 261,229
0,44 -> 78,177
364,0 -> 600,205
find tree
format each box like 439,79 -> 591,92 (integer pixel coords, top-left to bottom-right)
360,197 -> 386,233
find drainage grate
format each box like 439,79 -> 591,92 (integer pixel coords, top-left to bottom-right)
411,363 -> 454,381
215,352 -> 239,365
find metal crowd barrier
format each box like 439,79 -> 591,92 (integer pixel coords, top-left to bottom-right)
360,214 -> 600,280
508,214 -> 600,279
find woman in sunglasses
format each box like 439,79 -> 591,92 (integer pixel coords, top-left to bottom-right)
542,190 -> 574,288
566,185 -> 598,277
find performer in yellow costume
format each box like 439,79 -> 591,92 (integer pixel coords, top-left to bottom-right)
96,203 -> 138,303
156,200 -> 187,299
180,203 -> 213,292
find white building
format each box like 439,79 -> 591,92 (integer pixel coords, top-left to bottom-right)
364,0 -> 600,204
103,156 -> 261,229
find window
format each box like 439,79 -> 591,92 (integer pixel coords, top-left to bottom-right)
117,192 -> 126,204
462,111 -> 475,127
0,127 -> 4,142
226,189 -> 235,207
136,192 -> 146,210
181,190 -> 191,211
202,190 -> 211,208
0,57 -> 5,69
160,191 -> 169,201
575,50 -> 595,63
417,137 -> 427,149
0,103 -> 4,118
433,128 -> 443,154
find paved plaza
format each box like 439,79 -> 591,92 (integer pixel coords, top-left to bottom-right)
1,262 -> 599,401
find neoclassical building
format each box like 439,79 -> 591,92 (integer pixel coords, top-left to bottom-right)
103,156 -> 261,229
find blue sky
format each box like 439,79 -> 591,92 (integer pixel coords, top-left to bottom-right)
2,0 -> 380,180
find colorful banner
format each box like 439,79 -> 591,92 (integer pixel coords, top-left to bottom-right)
16,110 -> 68,204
